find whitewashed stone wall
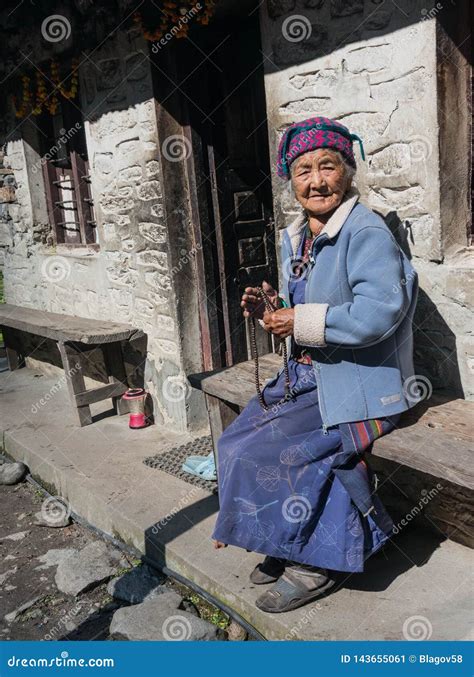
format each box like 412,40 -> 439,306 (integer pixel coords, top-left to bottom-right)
1,2 -> 472,419
260,0 -> 473,399
1,28 -> 206,430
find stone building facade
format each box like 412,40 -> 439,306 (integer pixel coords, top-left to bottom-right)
261,0 -> 472,399
0,0 -> 472,434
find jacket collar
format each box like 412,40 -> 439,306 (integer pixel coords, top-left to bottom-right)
286,187 -> 360,255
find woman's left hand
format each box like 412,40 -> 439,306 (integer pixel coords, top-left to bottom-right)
262,308 -> 295,338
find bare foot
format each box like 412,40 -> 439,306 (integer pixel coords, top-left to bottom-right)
213,539 -> 228,549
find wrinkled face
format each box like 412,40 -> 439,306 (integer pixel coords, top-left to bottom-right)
290,149 -> 352,217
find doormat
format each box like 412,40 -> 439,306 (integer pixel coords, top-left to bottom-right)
143,435 -> 218,494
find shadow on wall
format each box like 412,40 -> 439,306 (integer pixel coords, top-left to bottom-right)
379,209 -> 463,398
262,0 -> 471,72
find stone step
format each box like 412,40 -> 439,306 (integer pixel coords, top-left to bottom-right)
1,367 -> 472,640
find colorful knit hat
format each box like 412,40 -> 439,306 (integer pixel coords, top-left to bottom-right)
277,116 -> 365,180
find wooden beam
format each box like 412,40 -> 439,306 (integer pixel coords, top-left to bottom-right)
58,340 -> 92,427
189,354 -> 474,490
74,381 -> 128,408
0,304 -> 144,345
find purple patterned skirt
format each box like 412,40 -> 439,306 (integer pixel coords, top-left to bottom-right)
211,359 -> 395,573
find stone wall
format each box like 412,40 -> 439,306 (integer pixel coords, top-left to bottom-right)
260,0 -> 473,399
1,0 -> 472,427
0,150 -> 16,270
1,27 -> 207,431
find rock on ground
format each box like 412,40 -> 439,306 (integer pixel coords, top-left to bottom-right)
0,567 -> 18,586
0,462 -> 27,485
54,541 -> 128,596
4,596 -> 44,623
0,530 -> 29,542
107,564 -> 166,604
109,591 -> 219,641
33,509 -> 71,528
34,548 -> 76,571
226,620 -> 248,641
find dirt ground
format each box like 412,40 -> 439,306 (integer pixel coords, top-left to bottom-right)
0,480 -> 230,641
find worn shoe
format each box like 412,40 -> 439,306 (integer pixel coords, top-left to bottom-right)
249,556 -> 286,585
255,563 -> 336,613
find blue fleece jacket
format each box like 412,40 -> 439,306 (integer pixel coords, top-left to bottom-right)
279,191 -> 420,428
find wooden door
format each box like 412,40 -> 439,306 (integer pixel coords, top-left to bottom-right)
176,12 -> 278,366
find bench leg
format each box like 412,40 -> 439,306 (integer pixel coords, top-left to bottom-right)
58,341 -> 92,427
3,328 -> 25,371
205,395 -> 239,481
103,342 -> 128,415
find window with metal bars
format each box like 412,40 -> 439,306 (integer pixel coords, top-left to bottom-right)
39,96 -> 97,246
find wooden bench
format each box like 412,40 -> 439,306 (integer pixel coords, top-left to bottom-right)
189,353 -> 474,546
0,303 -> 144,427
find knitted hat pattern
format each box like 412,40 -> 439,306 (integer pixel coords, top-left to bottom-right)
277,116 -> 365,180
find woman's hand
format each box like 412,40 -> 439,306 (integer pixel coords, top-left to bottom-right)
262,308 -> 295,338
241,280 -> 279,320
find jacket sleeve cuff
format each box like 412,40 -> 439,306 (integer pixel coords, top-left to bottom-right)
293,303 -> 329,347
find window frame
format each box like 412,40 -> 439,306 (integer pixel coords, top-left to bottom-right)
40,94 -> 97,248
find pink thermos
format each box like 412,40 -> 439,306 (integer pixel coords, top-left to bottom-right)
122,388 -> 149,429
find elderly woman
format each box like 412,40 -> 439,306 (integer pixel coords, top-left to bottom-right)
211,116 -> 419,614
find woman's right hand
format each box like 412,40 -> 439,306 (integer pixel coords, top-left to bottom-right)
241,280 -> 279,319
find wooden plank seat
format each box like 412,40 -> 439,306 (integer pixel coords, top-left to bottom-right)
190,354 -> 474,547
0,303 -> 144,427
189,353 -> 474,492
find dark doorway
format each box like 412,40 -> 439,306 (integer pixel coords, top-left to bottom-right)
171,4 -> 278,368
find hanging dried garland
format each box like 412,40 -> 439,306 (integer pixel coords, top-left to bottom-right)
13,76 -> 32,119
12,57 -> 79,119
11,0 -> 216,118
51,58 -> 79,99
133,0 -> 216,42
